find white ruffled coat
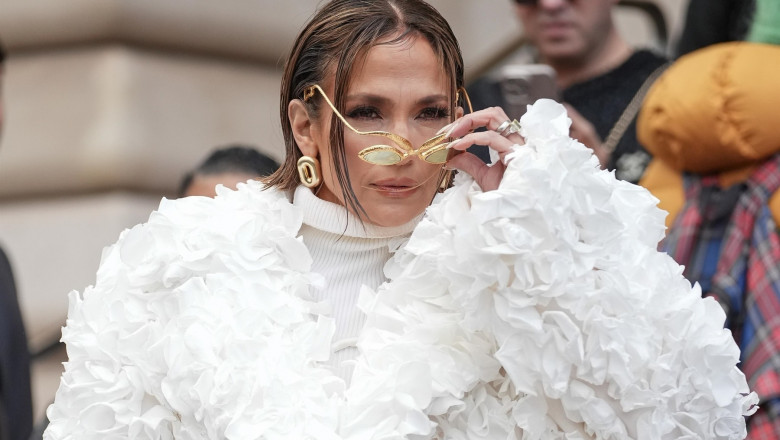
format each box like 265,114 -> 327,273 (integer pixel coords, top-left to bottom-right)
44,101 -> 757,440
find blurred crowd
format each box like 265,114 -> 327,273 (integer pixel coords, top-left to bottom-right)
2,0 -> 780,438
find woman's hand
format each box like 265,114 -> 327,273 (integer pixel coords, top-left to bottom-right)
442,106 -> 525,192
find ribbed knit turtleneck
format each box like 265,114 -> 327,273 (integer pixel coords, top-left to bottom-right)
292,186 -> 419,384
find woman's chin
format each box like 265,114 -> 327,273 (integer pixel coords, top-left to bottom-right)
363,208 -> 425,228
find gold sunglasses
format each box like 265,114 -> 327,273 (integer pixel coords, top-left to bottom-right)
303,84 -> 472,166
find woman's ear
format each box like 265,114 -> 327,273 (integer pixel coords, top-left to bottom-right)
288,99 -> 320,158
455,106 -> 465,119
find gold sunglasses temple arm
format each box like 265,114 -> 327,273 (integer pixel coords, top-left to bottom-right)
304,84 -> 415,152
457,86 -> 474,114
304,85 -> 366,134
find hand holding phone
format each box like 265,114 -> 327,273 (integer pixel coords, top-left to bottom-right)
496,64 -> 559,119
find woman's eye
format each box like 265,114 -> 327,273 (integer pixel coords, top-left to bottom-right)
418,106 -> 450,121
346,106 -> 381,120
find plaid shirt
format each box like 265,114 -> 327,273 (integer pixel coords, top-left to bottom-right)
663,154 -> 780,439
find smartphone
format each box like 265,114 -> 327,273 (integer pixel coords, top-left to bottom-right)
495,64 -> 559,120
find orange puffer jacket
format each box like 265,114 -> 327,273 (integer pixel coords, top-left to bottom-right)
637,42 -> 780,228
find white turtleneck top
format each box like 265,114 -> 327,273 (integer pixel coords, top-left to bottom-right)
292,186 -> 419,383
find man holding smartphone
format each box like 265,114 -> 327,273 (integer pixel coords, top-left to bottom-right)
518,0 -> 667,183
471,0 -> 667,184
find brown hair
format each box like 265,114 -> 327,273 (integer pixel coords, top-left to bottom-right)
265,0 -> 464,219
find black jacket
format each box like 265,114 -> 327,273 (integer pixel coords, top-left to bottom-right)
0,246 -> 32,440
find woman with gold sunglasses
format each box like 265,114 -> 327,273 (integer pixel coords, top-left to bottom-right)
44,0 -> 755,439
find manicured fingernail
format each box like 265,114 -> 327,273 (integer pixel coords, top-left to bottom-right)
447,138 -> 462,149
437,120 -> 458,136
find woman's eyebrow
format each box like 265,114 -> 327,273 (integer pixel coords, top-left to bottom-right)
345,93 -> 450,106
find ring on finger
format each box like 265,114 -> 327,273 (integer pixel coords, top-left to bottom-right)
494,119 -> 522,137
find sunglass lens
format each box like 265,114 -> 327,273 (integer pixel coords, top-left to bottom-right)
359,147 -> 403,165
422,146 -> 449,164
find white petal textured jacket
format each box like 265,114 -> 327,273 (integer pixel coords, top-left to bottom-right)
44,101 -> 757,440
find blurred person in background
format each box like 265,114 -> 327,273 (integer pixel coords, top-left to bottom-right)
676,0 -> 755,57
638,0 -> 780,435
469,0 -> 667,183
178,144 -> 280,198
0,44 -> 34,440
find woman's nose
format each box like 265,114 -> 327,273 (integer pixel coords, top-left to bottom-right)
388,119 -> 415,143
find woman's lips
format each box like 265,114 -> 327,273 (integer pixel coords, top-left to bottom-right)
369,178 -> 420,196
